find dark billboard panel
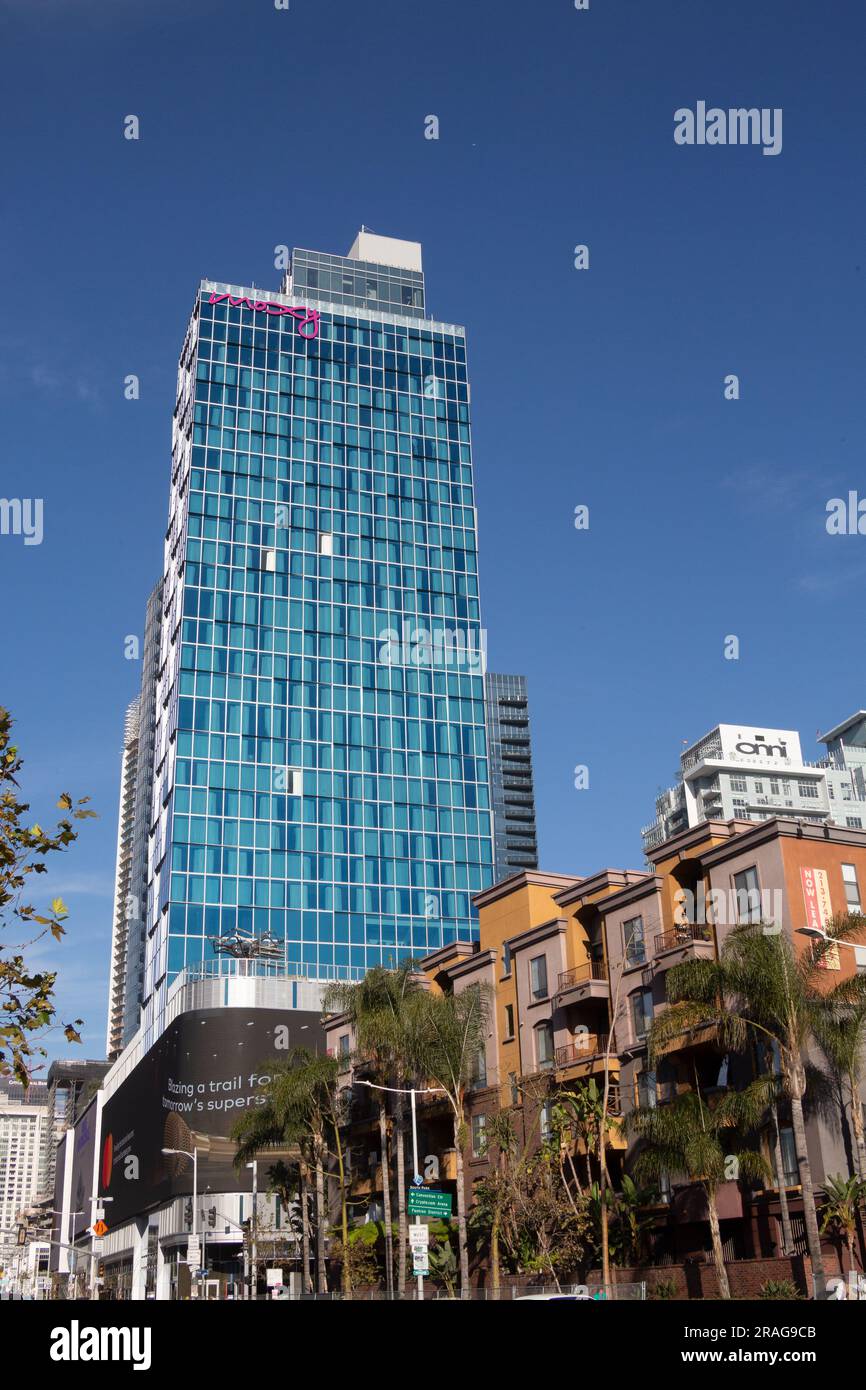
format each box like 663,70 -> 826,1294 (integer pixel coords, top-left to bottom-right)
98,1008 -> 324,1224
70,1099 -> 98,1240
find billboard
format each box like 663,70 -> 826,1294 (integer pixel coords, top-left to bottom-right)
801,866 -> 840,970
69,1098 -> 99,1241
97,1007 -> 324,1225
717,725 -> 802,766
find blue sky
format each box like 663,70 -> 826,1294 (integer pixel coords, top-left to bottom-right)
1,0 -> 864,1061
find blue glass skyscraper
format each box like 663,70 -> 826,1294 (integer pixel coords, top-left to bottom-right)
140,232 -> 495,1028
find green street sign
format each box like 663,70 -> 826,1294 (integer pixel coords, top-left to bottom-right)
407,1188 -> 452,1219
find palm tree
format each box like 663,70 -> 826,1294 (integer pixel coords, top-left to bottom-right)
820,1173 -> 866,1275
265,1156 -> 313,1293
323,961 -> 422,1298
232,1048 -> 348,1295
553,1078 -> 608,1192
758,1040 -> 795,1257
231,1085 -> 303,1295
616,1174 -> 659,1265
629,1080 -> 771,1299
650,917 -> 866,1299
811,941 -> 866,1179
405,983 -> 491,1298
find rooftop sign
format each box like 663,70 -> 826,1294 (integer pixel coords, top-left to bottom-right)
206,292 -> 320,339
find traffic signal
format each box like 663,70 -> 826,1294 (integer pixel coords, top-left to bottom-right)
97,1261 -> 105,1279
16,1226 -> 26,1246
208,1206 -> 216,1228
185,1199 -> 193,1228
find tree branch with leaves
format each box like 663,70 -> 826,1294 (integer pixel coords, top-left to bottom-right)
0,707 -> 96,1083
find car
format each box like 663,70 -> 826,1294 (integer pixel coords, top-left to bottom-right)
514,1293 -> 593,1301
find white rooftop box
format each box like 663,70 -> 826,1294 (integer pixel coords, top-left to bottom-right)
347,230 -> 423,273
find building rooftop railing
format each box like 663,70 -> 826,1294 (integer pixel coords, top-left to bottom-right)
183,959 -> 368,983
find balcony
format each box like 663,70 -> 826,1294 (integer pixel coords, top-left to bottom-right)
653,923 -> 715,965
556,961 -> 610,1005
555,1033 -> 617,1072
653,1018 -> 721,1059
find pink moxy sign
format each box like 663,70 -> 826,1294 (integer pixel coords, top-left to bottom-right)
206,292 -> 320,339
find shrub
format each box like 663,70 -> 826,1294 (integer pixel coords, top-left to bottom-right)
650,1277 -> 679,1301
758,1278 -> 801,1300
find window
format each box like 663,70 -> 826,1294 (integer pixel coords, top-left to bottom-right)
624,916 -> 646,966
631,988 -> 653,1040
733,866 -> 761,923
540,1102 -> 553,1142
754,781 -> 764,794
470,1045 -> 487,1090
536,1021 -> 554,1069
657,1058 -> 677,1101
842,864 -> 862,913
277,766 -> 301,795
637,1068 -> 657,1109
502,941 -> 512,977
503,1003 -> 515,1040
846,818 -> 863,830
778,1127 -> 800,1187
770,779 -> 780,795
470,1114 -> 487,1158
261,547 -> 276,572
509,1072 -> 519,1106
798,781 -> 819,799
730,777 -> 747,793
530,955 -> 548,999
337,1034 -> 350,1069
318,531 -> 333,557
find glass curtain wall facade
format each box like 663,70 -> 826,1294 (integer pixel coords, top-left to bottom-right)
142,237 -> 494,1027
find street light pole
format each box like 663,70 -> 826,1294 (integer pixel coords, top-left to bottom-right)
797,925 -> 858,951
247,1161 -> 258,1300
409,1087 -> 424,1303
356,1079 -> 445,1302
162,1146 -> 198,1299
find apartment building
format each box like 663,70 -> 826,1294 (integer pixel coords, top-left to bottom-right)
642,717 -> 866,855
0,1081 -> 51,1280
325,819 -> 866,1275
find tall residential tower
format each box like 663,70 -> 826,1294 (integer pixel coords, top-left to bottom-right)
140,231 -> 497,1034
105,579 -> 162,1058
485,672 -> 538,879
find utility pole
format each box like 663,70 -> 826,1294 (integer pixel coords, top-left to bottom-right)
87,1196 -> 112,1301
